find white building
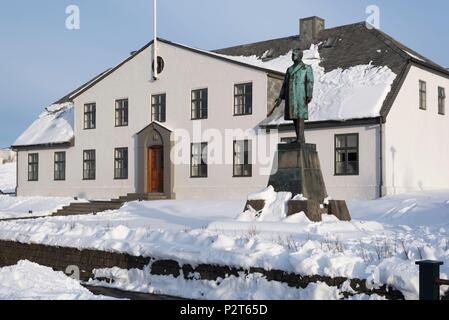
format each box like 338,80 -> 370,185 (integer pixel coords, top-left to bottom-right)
12,17 -> 449,201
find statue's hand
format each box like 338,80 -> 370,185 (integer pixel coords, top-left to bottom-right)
274,98 -> 282,108
268,98 -> 282,117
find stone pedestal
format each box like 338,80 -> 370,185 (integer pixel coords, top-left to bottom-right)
327,200 -> 351,221
287,200 -> 321,222
268,143 -> 328,203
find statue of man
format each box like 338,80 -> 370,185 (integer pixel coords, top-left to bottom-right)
274,49 -> 314,143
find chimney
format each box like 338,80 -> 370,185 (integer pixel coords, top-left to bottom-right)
300,16 -> 325,44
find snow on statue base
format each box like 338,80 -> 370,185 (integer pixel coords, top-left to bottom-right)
266,142 -> 351,222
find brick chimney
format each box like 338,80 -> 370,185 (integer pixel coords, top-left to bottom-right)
300,16 -> 325,43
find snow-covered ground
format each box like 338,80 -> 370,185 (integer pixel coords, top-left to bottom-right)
0,162 -> 16,194
0,195 -> 86,220
0,260 -> 112,300
0,190 -> 448,300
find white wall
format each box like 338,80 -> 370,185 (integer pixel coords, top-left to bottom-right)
384,65 -> 449,195
279,124 -> 381,200
17,147 -> 77,197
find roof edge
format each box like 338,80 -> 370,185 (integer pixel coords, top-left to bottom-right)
11,141 -> 73,151
261,117 -> 381,131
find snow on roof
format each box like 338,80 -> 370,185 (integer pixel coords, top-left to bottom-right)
219,44 -> 397,124
14,102 -> 74,147
404,50 -> 426,62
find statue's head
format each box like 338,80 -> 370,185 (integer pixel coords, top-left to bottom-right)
292,49 -> 303,64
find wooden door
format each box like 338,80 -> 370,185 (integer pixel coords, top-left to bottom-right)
147,146 -> 164,193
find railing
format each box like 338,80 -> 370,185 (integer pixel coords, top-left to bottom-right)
416,260 -> 449,300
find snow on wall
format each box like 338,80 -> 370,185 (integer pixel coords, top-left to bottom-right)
13,102 -> 74,147
219,45 -> 397,124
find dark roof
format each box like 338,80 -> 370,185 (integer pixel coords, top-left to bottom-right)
214,22 -> 449,120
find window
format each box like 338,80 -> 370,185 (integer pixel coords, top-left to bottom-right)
83,150 -> 96,180
281,137 -> 297,144
335,134 -> 359,176
84,103 -> 96,129
114,148 -> 128,179
28,153 -> 39,181
233,140 -> 252,177
191,143 -> 207,178
191,89 -> 208,120
419,80 -> 427,110
115,99 -> 128,127
54,152 -> 66,181
151,94 -> 166,122
438,87 -> 446,115
234,83 -> 253,115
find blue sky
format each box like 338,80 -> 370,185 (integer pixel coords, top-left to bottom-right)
0,0 -> 448,148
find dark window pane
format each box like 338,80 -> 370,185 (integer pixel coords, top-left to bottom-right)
84,103 -> 96,129
419,81 -> 427,110
54,152 -> 66,181
28,153 -> 39,181
114,148 -> 128,179
115,99 -> 128,127
83,150 -> 96,180
336,136 -> 346,148
335,134 -> 359,175
152,94 -> 166,122
233,140 -> 252,177
234,83 -> 253,115
191,143 -> 208,177
347,150 -> 358,162
191,89 -> 208,120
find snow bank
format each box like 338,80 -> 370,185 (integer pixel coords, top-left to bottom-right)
219,45 -> 397,123
0,162 -> 16,193
0,260 -> 110,300
349,191 -> 449,227
238,186 -> 310,222
14,102 -> 74,147
242,186 -> 293,222
90,266 -> 353,300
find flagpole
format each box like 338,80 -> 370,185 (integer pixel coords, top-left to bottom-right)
153,0 -> 158,80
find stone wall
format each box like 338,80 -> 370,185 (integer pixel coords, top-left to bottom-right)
0,240 -> 405,300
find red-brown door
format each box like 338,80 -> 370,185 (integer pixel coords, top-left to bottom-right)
147,146 -> 164,193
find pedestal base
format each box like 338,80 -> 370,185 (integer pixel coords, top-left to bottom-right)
268,143 -> 328,203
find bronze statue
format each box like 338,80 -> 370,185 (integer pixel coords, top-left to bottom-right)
274,49 -> 314,143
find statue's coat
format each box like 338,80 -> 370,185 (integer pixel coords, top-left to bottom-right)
279,62 -> 314,120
